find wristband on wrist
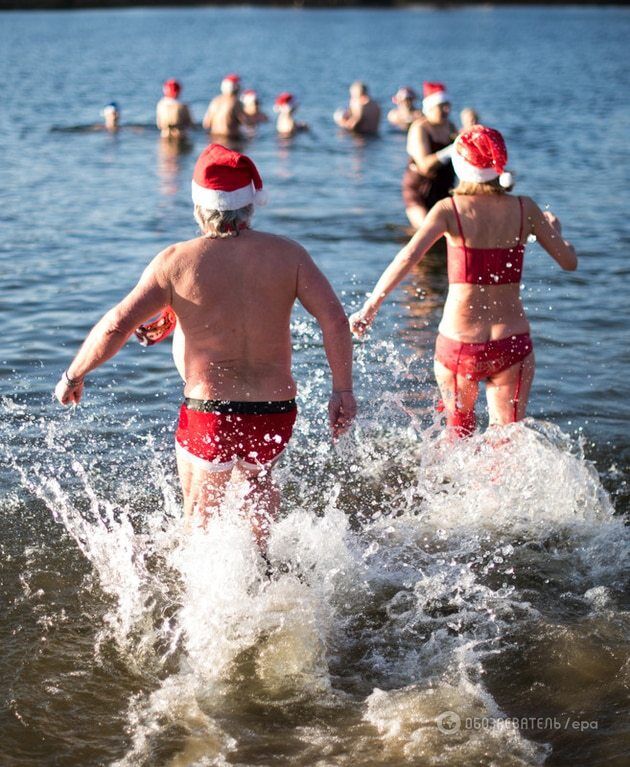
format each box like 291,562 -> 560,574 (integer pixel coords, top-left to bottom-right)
333,389 -> 353,394
63,370 -> 84,388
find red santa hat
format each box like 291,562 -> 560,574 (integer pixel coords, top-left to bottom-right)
392,86 -> 416,105
221,73 -> 241,94
422,82 -> 450,112
192,143 -> 267,210
452,125 -> 509,184
163,79 -> 181,99
274,92 -> 296,111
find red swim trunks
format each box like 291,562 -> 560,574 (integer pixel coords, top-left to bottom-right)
175,398 -> 297,471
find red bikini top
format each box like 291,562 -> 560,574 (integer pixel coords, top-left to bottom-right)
447,196 -> 525,285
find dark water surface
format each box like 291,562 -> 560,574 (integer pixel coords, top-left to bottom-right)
1,6 -> 629,767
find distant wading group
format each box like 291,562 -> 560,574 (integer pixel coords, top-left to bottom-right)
55,73 -> 578,547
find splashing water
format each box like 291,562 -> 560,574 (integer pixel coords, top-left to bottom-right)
2,359 -> 627,767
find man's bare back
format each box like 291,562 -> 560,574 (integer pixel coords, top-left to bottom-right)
156,98 -> 193,138
202,95 -> 244,139
164,231 -> 318,400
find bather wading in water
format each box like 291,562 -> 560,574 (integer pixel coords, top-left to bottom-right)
54,143 -> 356,547
351,125 -> 577,437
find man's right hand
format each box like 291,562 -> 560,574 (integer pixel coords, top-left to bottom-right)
329,390 -> 357,440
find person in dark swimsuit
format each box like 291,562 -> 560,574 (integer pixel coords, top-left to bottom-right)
402,82 -> 458,230
351,125 -> 578,437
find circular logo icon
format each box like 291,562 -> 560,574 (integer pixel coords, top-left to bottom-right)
436,710 -> 461,735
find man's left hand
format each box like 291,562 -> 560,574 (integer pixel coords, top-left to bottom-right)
54,375 -> 84,406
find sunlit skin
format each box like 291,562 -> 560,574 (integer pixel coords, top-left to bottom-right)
55,226 -> 356,545
103,108 -> 120,132
275,106 -> 308,137
242,98 -> 269,126
334,81 -> 381,135
350,195 -> 577,429
156,97 -> 193,139
405,102 -> 457,228
460,107 -> 480,131
387,98 -> 422,131
203,83 -> 247,139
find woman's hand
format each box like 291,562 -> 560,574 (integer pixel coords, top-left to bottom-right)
349,304 -> 378,338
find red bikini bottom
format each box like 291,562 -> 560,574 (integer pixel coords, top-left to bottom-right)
434,333 -> 533,436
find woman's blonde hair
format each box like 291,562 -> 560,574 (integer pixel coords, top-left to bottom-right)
453,178 -> 506,196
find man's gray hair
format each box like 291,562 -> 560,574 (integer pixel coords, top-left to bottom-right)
194,204 -> 254,238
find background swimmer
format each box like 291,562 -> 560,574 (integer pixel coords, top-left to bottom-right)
387,86 -> 422,131
334,81 -> 380,135
274,92 -> 308,137
402,82 -> 458,229
156,79 -> 193,139
202,73 -> 248,140
103,102 -> 120,132
241,89 -> 269,126
460,107 -> 480,131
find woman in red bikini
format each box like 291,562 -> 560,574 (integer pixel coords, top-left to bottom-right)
350,125 -> 577,436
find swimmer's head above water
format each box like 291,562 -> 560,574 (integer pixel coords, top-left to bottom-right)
349,80 -> 369,100
392,86 -> 416,106
220,73 -> 241,96
191,142 -> 267,237
422,82 -> 451,123
273,92 -> 297,113
241,89 -> 258,106
163,79 -> 181,99
102,102 -> 120,131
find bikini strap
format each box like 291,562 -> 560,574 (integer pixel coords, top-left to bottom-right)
517,196 -> 524,245
450,196 -> 468,282
450,196 -> 466,245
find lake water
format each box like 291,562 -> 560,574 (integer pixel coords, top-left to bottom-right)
1,5 -> 629,766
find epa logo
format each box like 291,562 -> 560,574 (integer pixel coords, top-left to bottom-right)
436,711 -> 462,734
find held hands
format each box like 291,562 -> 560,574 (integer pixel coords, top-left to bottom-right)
328,390 -> 357,441
54,372 -> 84,406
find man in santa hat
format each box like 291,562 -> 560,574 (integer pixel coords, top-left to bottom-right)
54,144 -> 356,548
334,81 -> 381,135
156,79 -> 193,140
202,73 -> 248,141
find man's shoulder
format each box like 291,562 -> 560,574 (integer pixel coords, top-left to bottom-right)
249,230 -> 307,256
155,237 -> 203,269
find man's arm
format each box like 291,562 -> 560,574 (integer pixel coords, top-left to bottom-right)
335,101 -> 363,131
296,249 -> 356,438
55,249 -> 173,405
202,99 -> 216,131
